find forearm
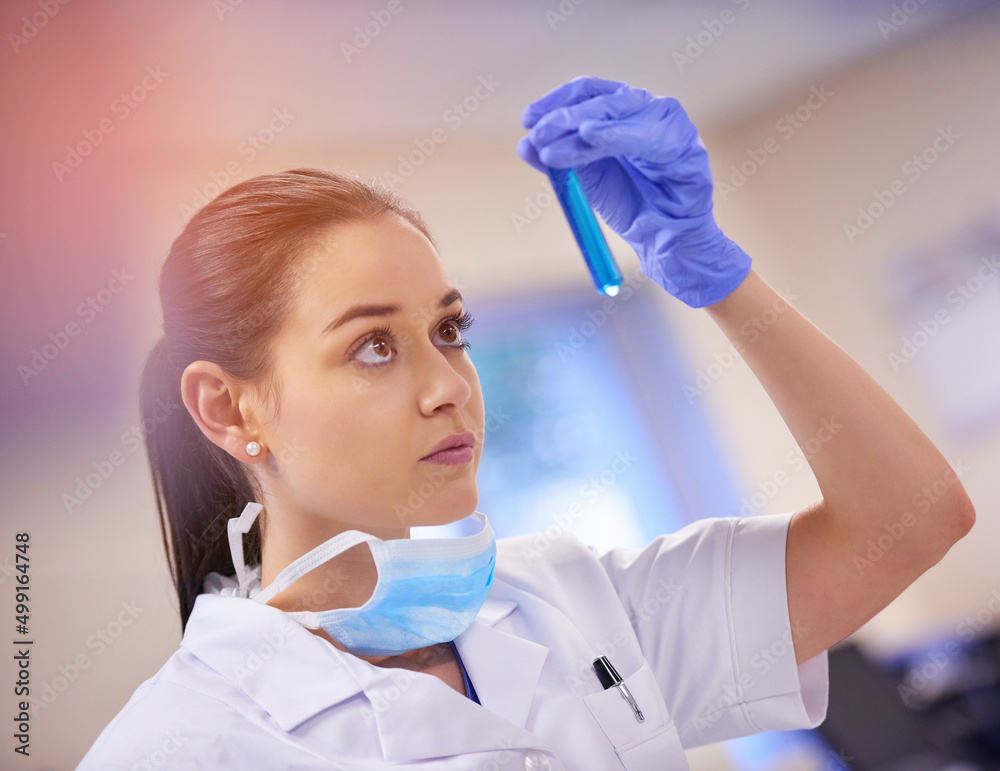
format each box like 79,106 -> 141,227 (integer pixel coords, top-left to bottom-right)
707,268 -> 954,521
705,269 -> 975,659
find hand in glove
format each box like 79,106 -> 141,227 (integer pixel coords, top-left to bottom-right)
517,76 -> 751,308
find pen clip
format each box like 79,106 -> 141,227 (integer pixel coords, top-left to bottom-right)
592,656 -> 645,723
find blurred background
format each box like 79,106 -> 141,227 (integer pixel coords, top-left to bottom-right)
2,1 -> 999,768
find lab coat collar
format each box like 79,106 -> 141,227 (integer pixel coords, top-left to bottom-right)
456,598 -> 545,728
181,591 -> 363,731
372,594 -> 551,762
183,581 -> 551,762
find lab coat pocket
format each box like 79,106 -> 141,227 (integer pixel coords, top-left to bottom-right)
583,661 -> 687,770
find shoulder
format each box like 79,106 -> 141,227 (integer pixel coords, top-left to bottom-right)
77,590 -> 332,770
495,515 -> 771,592
488,519 -> 745,638
494,528 -> 610,604
76,648 -> 276,770
596,513 -> 791,590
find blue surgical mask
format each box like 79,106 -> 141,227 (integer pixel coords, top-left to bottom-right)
227,503 -> 496,657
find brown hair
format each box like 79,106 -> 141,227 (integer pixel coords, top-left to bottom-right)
140,168 -> 434,629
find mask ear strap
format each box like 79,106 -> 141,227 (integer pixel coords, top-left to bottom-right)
255,529 -> 375,606
228,502 -> 264,599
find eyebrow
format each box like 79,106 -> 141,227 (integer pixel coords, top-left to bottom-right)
321,288 -> 463,336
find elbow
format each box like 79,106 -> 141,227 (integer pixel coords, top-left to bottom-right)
925,488 -> 976,566
950,490 -> 977,543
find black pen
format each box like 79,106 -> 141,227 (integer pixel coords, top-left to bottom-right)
592,656 -> 644,723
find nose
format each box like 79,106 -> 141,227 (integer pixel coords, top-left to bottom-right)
418,346 -> 472,416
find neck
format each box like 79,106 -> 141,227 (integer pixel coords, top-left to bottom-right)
256,498 -> 407,614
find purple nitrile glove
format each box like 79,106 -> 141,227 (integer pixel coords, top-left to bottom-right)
517,76 -> 751,307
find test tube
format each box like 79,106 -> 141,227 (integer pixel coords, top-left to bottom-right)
546,167 -> 623,296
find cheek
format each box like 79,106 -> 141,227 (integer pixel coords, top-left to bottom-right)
273,379 -> 400,476
464,365 -> 487,434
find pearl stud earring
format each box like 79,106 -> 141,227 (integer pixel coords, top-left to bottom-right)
246,441 -> 261,457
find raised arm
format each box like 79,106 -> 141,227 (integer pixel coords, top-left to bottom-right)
705,270 -> 974,663
517,76 -> 975,665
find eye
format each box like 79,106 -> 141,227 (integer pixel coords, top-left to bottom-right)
438,320 -> 460,345
353,330 -> 396,366
436,311 -> 474,350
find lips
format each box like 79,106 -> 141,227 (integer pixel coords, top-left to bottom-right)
421,431 -> 476,461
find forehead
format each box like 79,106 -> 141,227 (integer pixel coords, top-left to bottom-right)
291,216 -> 451,324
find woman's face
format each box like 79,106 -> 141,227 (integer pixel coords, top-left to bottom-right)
249,215 -> 485,543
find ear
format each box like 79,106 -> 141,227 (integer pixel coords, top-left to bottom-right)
180,360 -> 265,464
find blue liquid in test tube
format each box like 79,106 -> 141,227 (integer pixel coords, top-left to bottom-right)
546,167 -> 623,296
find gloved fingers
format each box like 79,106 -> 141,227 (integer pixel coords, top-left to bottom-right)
524,124 -> 705,181
521,92 -> 658,170
516,135 -> 548,173
530,131 -> 621,169
575,98 -> 701,167
518,122 -> 630,175
574,160 -> 645,231
520,75 -> 629,129
632,143 -> 716,218
525,86 -> 651,148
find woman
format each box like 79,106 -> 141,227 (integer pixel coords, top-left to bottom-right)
78,77 -> 974,770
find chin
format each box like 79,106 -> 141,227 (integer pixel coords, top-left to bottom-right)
405,481 -> 479,528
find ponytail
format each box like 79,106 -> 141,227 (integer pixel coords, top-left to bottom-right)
144,169 -> 433,631
140,338 -> 260,629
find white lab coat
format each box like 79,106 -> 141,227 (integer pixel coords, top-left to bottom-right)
77,512 -> 827,770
